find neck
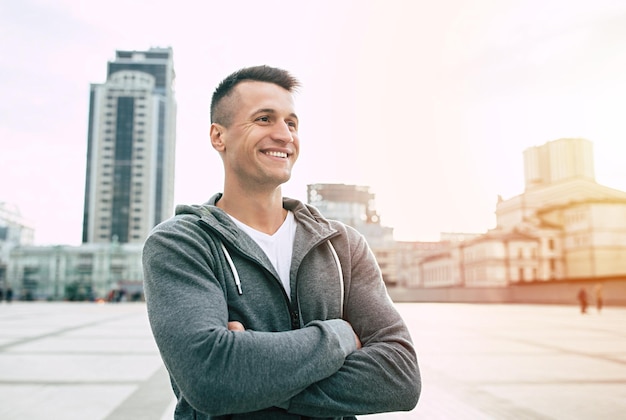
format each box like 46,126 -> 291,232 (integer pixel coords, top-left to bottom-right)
217,182 -> 286,235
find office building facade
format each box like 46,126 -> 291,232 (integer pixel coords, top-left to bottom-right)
306,184 -> 397,284
82,47 -> 176,244
0,203 -> 34,291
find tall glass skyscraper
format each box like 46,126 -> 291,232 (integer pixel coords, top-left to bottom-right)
82,47 -> 176,244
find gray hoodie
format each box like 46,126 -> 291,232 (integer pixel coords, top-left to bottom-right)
143,194 -> 420,419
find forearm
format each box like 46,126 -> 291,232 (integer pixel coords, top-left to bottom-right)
147,278 -> 358,415
155,316 -> 358,415
282,228 -> 421,417
284,325 -> 420,417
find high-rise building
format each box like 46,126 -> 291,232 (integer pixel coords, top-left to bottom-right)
523,137 -> 595,189
82,47 -> 176,244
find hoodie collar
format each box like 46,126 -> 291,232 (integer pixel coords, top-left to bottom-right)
175,193 -> 339,250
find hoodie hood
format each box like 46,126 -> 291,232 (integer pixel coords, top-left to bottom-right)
174,193 -> 339,249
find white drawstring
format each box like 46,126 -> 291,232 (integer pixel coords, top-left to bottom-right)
327,241 -> 344,318
220,242 -> 242,295
220,240 -> 344,317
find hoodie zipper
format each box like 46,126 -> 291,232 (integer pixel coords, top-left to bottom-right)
294,233 -> 344,320
198,218 -> 296,325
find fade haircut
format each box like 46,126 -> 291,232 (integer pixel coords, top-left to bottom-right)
210,65 -> 300,127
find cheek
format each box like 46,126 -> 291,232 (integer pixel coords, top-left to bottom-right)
292,135 -> 301,152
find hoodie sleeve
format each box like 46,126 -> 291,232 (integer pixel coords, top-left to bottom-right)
142,216 -> 358,416
284,227 -> 421,417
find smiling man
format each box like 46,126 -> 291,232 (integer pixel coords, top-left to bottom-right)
142,65 -> 421,419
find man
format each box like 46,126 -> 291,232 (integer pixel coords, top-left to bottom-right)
143,65 -> 421,419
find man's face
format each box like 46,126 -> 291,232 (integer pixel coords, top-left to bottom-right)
214,81 -> 300,190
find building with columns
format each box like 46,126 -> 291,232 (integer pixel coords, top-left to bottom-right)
8,242 -> 143,301
414,138 -> 626,288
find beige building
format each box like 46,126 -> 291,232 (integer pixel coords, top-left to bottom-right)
395,241 -> 448,287
421,247 -> 462,288
414,138 -> 626,288
461,230 -> 541,287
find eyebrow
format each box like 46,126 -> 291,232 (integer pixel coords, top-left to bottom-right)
253,108 -> 299,122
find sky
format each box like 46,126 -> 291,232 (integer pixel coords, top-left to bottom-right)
2,0 -> 626,245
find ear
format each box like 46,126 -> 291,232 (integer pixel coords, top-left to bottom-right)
210,123 -> 226,152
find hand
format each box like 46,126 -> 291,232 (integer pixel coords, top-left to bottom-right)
347,322 -> 362,349
228,321 -> 245,331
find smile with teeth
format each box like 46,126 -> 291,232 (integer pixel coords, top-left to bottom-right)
265,151 -> 288,158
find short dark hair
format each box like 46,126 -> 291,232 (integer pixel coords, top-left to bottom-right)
210,65 -> 300,126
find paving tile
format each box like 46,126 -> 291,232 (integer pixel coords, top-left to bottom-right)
1,302 -> 624,419
0,384 -> 136,420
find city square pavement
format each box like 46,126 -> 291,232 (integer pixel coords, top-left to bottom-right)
0,301 -> 624,419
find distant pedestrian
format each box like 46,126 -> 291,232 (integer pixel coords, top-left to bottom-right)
594,284 -> 603,313
577,288 -> 588,314
0,287 -> 3,302
5,287 -> 13,303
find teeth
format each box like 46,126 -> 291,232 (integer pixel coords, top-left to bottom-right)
266,151 -> 287,158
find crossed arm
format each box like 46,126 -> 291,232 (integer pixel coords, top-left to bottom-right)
228,321 -> 362,349
143,220 -> 420,417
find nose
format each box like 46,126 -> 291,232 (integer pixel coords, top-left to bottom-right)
271,120 -> 295,143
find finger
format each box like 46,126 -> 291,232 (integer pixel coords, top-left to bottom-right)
228,321 -> 245,331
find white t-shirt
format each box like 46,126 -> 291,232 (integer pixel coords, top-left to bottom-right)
229,211 -> 296,299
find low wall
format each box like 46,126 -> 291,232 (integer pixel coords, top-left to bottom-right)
388,278 -> 626,306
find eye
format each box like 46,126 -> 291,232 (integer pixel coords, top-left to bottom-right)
256,116 -> 270,123
287,120 -> 298,130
